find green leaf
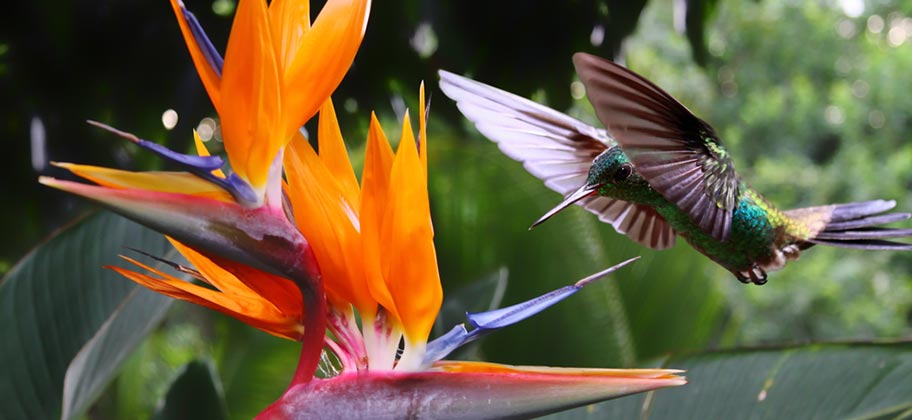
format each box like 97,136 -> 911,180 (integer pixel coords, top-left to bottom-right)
546,342 -> 912,419
0,211 -> 174,420
61,283 -> 173,420
151,360 -> 227,420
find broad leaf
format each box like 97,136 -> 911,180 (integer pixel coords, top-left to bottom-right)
547,342 -> 912,419
0,211 -> 174,420
61,283 -> 173,420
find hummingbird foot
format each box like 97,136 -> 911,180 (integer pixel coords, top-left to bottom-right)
735,264 -> 768,285
781,244 -> 801,260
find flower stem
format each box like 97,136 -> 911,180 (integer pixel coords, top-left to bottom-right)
291,276 -> 326,385
288,243 -> 327,385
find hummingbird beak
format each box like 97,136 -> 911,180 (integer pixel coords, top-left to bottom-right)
530,183 -> 601,229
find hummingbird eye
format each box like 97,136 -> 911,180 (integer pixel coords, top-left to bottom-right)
614,164 -> 633,181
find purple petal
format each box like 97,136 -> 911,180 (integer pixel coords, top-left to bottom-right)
422,325 -> 468,365
134,137 -> 225,171
87,120 -> 258,205
423,257 -> 639,365
468,256 -> 640,329
179,3 -> 224,75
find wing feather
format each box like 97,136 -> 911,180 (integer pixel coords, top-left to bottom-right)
439,70 -> 675,249
573,53 -> 741,242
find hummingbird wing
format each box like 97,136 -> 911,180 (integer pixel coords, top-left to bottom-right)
573,53 -> 740,242
439,70 -> 676,250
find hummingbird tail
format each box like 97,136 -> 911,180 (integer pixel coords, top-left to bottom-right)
785,200 -> 912,250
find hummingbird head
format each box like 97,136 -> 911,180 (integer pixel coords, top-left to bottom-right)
532,148 -> 646,228
586,148 -> 640,190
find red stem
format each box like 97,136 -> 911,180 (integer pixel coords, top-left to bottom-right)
292,284 -> 326,384
290,249 -> 327,385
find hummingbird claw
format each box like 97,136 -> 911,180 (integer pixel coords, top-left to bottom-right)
734,272 -> 751,284
735,265 -> 768,285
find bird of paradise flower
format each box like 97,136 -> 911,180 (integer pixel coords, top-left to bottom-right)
39,0 -> 685,418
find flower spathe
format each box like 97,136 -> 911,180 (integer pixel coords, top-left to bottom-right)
260,364 -> 685,420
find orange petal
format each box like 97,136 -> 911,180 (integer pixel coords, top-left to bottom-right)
268,0 -> 311,72
170,0 -> 222,110
192,130 -> 226,179
417,85 -> 433,235
435,361 -> 685,378
207,253 -> 304,317
110,257 -> 302,340
382,112 -> 441,343
360,114 -> 398,320
219,0 -> 282,194
53,163 -> 233,203
419,82 -> 428,172
284,131 -> 374,314
166,237 -> 261,298
281,0 -> 371,139
318,99 -> 361,211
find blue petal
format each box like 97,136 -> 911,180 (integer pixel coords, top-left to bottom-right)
178,2 -> 224,75
468,257 -> 640,329
87,120 -> 257,206
219,174 -> 259,205
467,285 -> 580,329
422,325 -> 468,366
422,257 -> 640,366
134,137 -> 225,171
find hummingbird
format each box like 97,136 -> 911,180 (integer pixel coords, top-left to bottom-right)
438,53 -> 912,285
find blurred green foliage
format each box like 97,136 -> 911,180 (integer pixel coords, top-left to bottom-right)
2,0 -> 912,418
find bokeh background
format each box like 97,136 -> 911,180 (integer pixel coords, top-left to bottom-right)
3,0 -> 912,418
